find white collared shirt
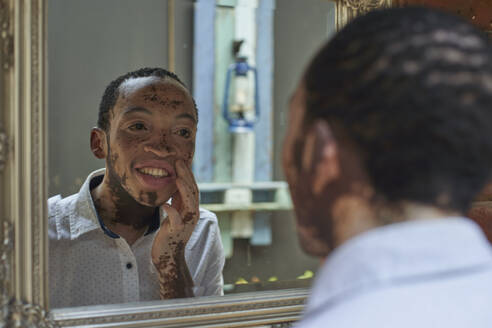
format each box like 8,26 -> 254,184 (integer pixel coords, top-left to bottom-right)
48,169 -> 225,308
297,217 -> 492,328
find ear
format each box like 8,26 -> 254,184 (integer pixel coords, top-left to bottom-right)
90,127 -> 107,159
301,120 -> 340,195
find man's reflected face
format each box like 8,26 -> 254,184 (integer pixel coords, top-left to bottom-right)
105,77 -> 197,207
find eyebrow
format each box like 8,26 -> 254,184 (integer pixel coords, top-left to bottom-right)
122,106 -> 152,116
122,107 -> 197,124
176,113 -> 197,124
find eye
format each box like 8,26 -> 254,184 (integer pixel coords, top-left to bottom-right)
177,128 -> 192,138
128,122 -> 147,131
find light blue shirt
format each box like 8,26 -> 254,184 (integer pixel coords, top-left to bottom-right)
297,217 -> 492,328
49,169 -> 224,308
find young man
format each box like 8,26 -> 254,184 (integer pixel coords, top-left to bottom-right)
49,68 -> 224,308
283,7 -> 492,327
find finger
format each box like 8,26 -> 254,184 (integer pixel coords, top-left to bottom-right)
175,177 -> 199,205
151,218 -> 171,263
161,204 -> 184,233
176,160 -> 198,194
175,160 -> 199,208
175,179 -> 199,225
170,191 -> 184,213
173,160 -> 199,226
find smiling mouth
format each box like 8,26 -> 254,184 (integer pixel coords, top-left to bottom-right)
136,167 -> 170,178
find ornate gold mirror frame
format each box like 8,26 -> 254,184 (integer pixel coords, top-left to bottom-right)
336,0 -> 392,30
0,1 -> 389,327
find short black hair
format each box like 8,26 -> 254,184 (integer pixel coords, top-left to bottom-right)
304,7 -> 492,212
98,67 -> 197,131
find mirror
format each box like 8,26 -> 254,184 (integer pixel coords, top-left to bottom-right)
47,0 -> 335,307
0,0 -> 391,327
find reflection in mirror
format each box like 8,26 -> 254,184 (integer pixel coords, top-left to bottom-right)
47,0 -> 335,309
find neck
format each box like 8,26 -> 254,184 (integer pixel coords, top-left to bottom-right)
91,175 -> 156,245
331,197 -> 460,248
375,201 -> 461,225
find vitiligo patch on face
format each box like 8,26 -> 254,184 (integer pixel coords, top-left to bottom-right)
142,93 -> 184,110
137,190 -> 159,206
146,191 -> 157,205
121,173 -> 128,187
119,77 -> 190,110
119,76 -> 165,96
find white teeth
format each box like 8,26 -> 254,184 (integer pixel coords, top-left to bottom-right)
138,167 -> 169,178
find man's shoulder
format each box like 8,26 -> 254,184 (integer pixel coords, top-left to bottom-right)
47,193 -> 81,240
299,264 -> 492,328
194,207 -> 219,236
187,208 -> 221,250
198,207 -> 218,224
195,207 -> 220,235
48,193 -> 79,217
48,169 -> 104,218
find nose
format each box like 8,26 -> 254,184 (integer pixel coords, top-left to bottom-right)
143,139 -> 177,158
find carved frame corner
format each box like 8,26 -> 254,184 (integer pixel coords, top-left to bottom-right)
335,0 -> 393,31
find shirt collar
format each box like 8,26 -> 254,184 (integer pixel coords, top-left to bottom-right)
305,217 -> 492,314
69,168 -> 161,240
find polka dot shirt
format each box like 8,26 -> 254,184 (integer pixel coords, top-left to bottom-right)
48,169 -> 224,308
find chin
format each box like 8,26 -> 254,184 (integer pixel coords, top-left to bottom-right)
129,187 -> 174,208
135,198 -> 163,208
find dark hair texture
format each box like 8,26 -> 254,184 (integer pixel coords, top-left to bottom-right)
98,67 -> 197,132
304,7 -> 492,212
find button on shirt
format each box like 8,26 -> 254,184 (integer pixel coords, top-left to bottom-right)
48,169 -> 225,308
296,218 -> 492,328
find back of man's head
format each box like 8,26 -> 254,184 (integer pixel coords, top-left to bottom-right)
304,7 -> 492,212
